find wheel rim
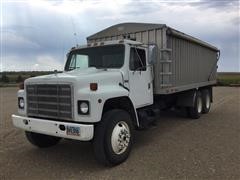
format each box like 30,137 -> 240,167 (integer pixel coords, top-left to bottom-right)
205,94 -> 210,109
197,97 -> 202,113
111,121 -> 130,155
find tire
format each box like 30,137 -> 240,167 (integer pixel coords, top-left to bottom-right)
25,131 -> 61,148
187,91 -> 202,119
202,89 -> 211,114
93,109 -> 133,166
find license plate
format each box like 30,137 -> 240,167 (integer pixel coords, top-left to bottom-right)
66,126 -> 80,136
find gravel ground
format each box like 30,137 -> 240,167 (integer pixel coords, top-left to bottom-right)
0,87 -> 239,180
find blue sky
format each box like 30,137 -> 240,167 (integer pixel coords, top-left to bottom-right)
1,0 -> 239,72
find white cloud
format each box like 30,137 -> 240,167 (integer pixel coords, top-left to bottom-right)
35,55 -> 63,71
2,55 -> 63,71
1,32 -> 40,49
27,0 -> 128,16
1,0 -> 239,72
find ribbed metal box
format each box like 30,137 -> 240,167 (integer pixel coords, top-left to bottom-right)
87,23 -> 219,94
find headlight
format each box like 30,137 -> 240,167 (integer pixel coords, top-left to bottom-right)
18,97 -> 24,109
78,101 -> 89,114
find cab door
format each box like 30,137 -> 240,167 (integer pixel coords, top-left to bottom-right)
128,46 -> 153,108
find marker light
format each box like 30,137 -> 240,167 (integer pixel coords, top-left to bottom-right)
90,83 -> 98,91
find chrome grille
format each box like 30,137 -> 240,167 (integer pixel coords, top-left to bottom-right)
26,84 -> 73,120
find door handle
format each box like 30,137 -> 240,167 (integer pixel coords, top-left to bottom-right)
148,83 -> 151,89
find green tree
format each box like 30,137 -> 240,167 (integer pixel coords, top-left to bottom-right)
1,73 -> 9,83
16,75 -> 24,83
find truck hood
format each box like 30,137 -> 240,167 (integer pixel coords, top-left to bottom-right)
25,67 -> 123,86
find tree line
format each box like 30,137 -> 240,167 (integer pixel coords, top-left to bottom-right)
0,71 -> 57,83
1,73 -> 26,83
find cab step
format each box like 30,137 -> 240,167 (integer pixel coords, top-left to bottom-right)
137,108 -> 160,130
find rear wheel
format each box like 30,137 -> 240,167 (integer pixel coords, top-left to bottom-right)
25,132 -> 61,148
202,89 -> 211,114
187,91 -> 202,119
93,109 -> 133,166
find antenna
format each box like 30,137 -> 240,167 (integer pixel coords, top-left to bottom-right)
71,17 -> 78,46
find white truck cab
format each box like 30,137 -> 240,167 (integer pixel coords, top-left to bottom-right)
12,23 -> 218,166
12,39 -> 156,165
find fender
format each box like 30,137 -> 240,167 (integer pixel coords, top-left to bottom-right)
75,84 -> 138,124
102,96 -> 139,127
98,85 -> 139,126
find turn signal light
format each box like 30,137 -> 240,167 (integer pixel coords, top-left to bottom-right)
90,83 -> 98,91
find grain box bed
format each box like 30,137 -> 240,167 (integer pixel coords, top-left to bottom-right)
87,23 -> 220,94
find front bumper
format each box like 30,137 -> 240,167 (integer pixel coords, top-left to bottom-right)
12,115 -> 94,141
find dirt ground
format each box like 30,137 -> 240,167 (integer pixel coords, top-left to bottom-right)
0,87 -> 239,180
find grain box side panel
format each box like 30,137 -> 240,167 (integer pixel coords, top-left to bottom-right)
135,32 -> 142,42
169,35 -> 217,88
141,31 -> 148,44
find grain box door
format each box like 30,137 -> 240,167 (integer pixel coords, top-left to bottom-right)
128,47 -> 153,108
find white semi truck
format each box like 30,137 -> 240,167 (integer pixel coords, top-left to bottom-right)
12,23 -> 219,166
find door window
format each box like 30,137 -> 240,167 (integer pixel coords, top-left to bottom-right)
129,48 -> 146,71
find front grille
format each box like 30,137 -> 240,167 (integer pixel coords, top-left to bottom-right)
26,84 -> 73,121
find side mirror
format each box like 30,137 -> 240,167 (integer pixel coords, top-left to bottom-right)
148,44 -> 157,65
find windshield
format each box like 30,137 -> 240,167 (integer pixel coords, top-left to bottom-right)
65,45 -> 125,71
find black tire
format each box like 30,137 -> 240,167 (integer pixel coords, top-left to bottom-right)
201,89 -> 211,114
187,91 -> 202,119
25,131 -> 61,148
93,109 -> 133,166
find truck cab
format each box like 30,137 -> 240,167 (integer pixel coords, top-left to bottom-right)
12,39 -> 157,165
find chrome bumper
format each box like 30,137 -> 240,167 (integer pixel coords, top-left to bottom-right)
12,114 -> 94,141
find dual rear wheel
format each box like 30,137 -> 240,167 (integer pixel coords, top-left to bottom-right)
187,89 -> 211,119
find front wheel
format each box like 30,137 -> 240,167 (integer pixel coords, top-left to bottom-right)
93,109 -> 133,166
25,131 -> 61,148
